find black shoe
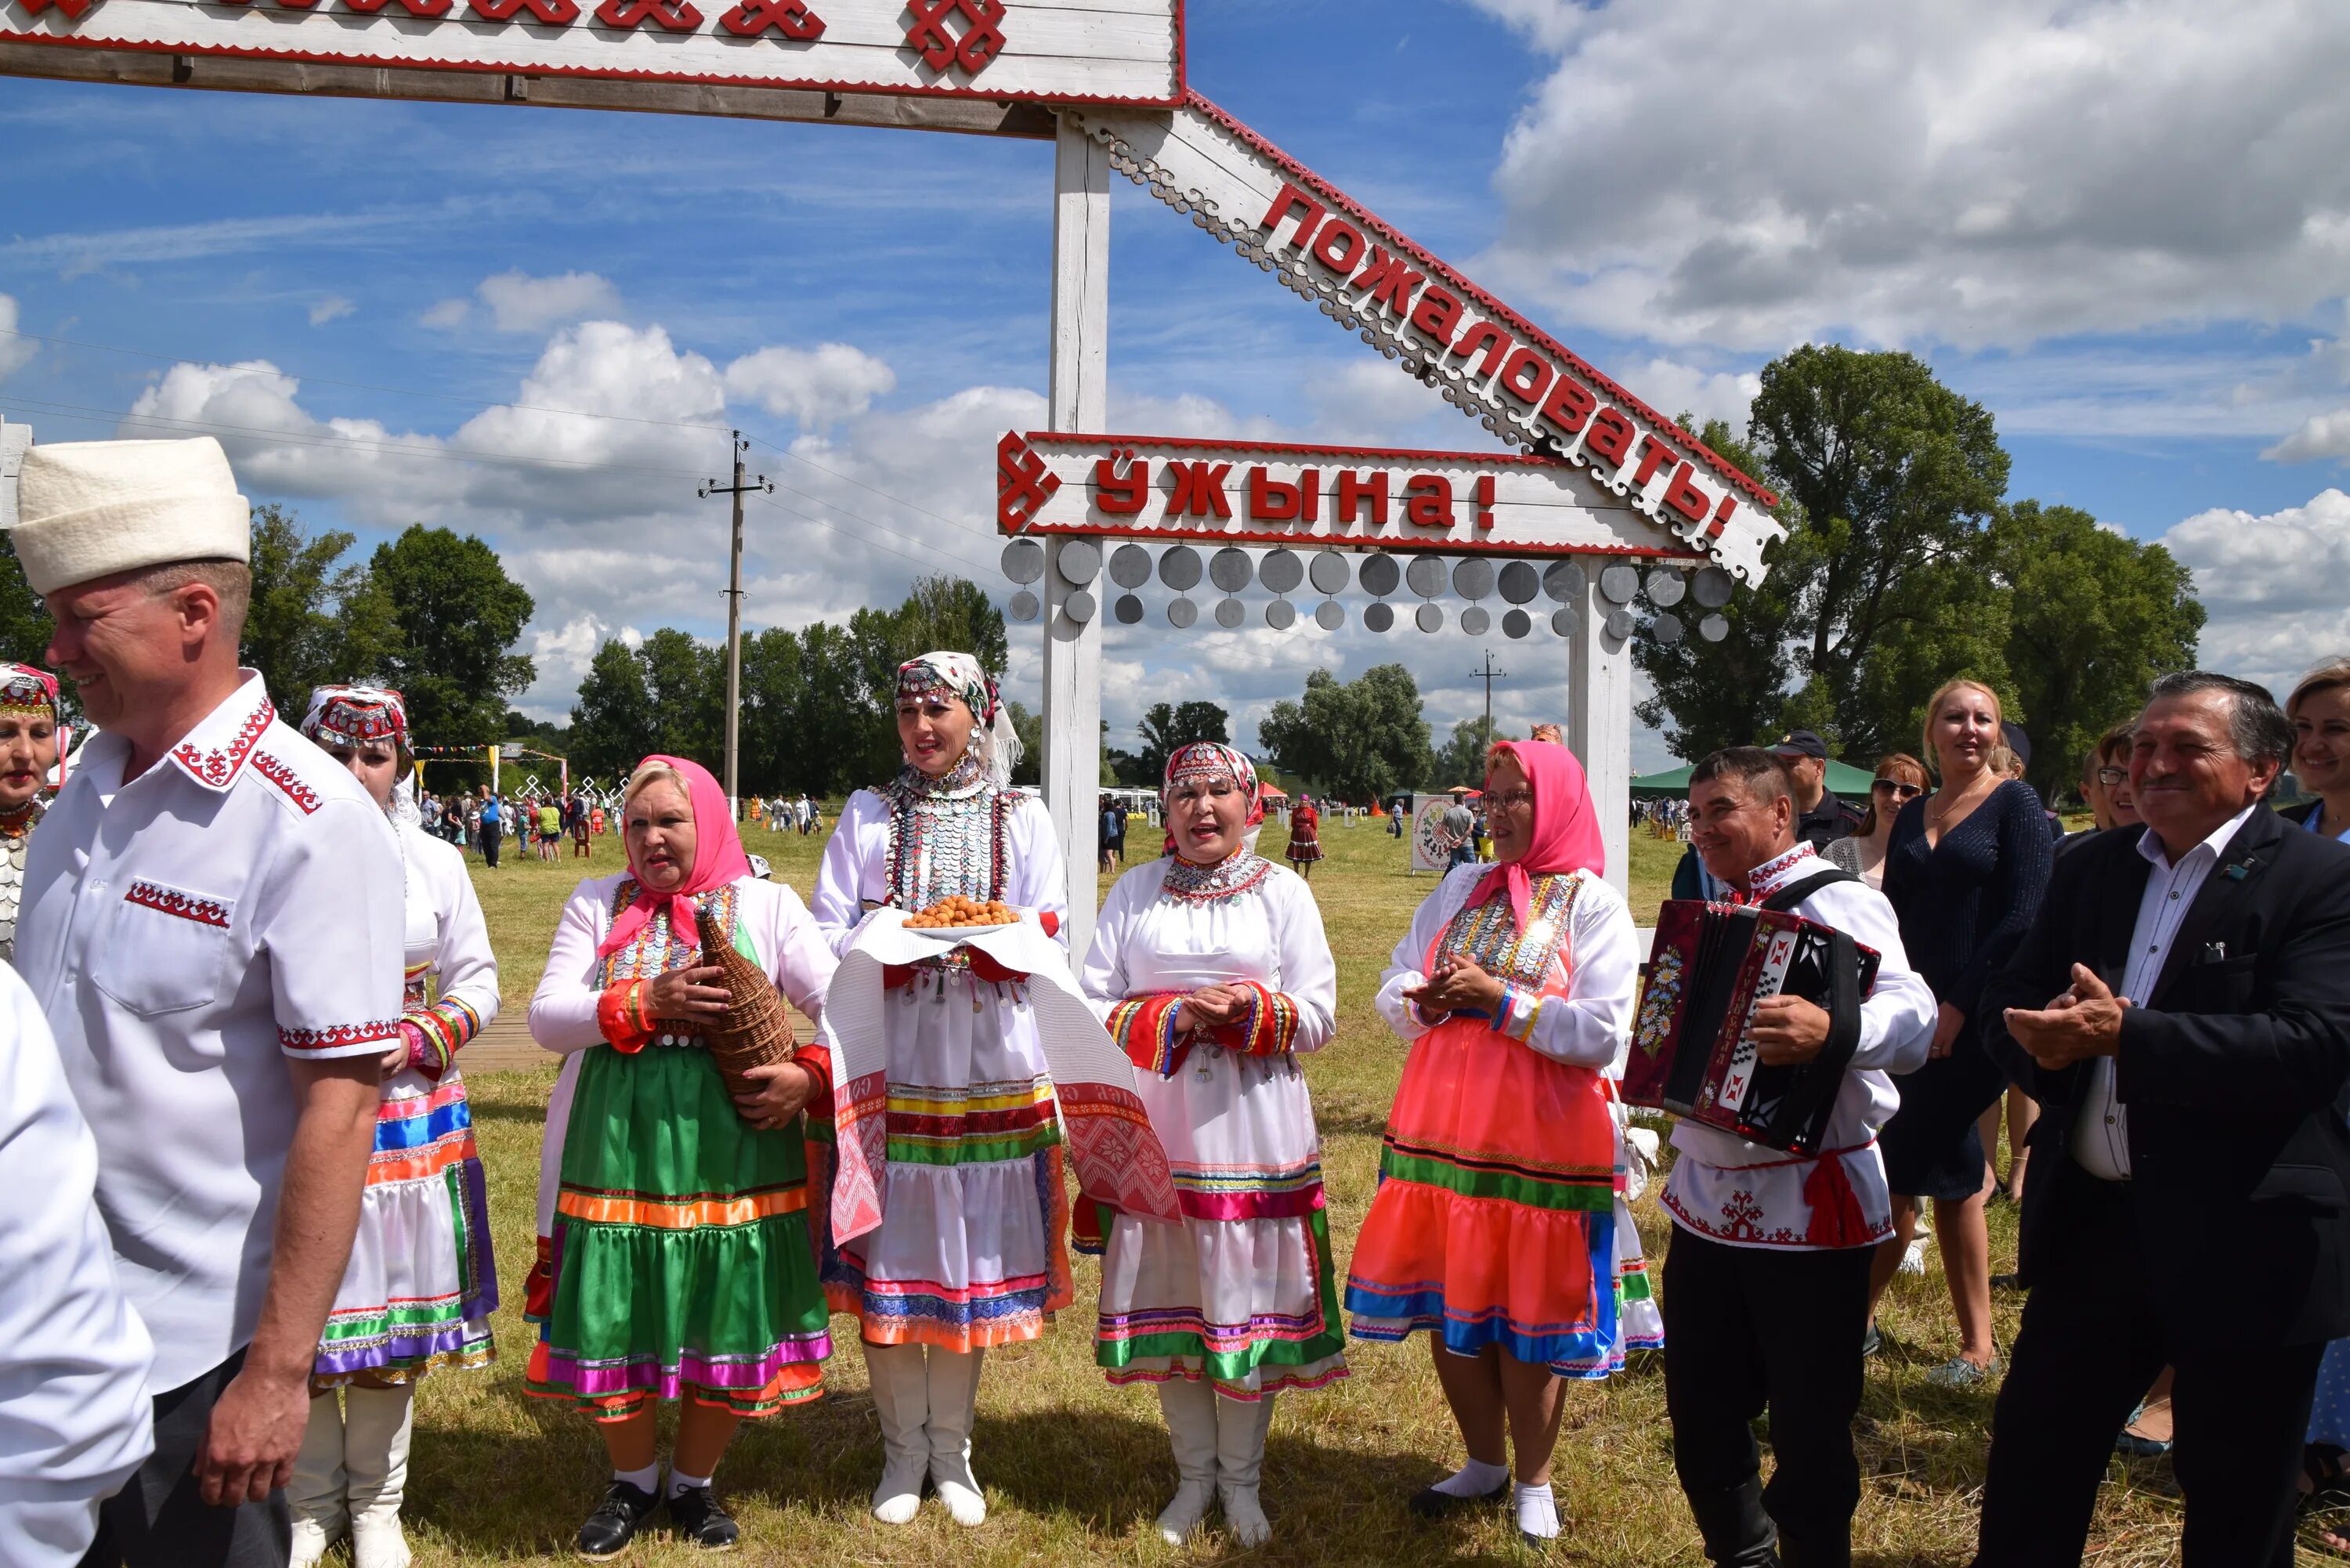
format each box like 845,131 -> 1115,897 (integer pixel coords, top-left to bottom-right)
665,1484 -> 740,1551
1860,1324 -> 1882,1358
576,1480 -> 661,1561
1990,1272 -> 2024,1292
1408,1479 -> 1509,1519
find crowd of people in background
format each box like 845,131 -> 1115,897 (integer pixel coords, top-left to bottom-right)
8,433 -> 2350,1568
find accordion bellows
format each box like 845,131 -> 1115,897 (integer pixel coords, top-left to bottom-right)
696,903 -> 797,1100
1622,899 -> 1879,1156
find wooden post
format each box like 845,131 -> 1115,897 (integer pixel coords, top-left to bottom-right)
1041,113 -> 1111,959
1567,564 -> 1633,901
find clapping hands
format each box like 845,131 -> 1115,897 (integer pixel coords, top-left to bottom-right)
1402,956 -> 1505,1023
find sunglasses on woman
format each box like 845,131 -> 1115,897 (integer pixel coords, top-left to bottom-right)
1873,779 -> 1923,800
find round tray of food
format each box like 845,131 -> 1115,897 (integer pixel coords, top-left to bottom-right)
902,895 -> 1020,936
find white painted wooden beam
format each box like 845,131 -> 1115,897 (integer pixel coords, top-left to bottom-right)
1040,114 -> 1111,959
1567,565 -> 1633,903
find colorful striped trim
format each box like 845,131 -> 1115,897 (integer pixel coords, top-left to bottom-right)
556,1183 -> 808,1230
281,1019 -> 403,1055
1231,981 -> 1303,1057
1493,981 -> 1544,1042
405,997 -> 483,1078
1376,1136 -> 1614,1213
1096,1203 -> 1349,1389
882,1080 -> 1061,1167
1108,992 -> 1188,1078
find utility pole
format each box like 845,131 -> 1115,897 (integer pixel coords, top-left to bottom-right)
1469,650 -> 1508,747
700,430 -> 771,815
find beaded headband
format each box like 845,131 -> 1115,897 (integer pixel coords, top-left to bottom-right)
0,663 -> 59,720
895,652 -> 998,728
300,684 -> 408,748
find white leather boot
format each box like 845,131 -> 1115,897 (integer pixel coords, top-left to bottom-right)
924,1346 -> 987,1526
864,1342 -> 931,1525
287,1393 -> 347,1568
342,1384 -> 414,1568
1154,1378 -> 1220,1544
1215,1392 -> 1276,1547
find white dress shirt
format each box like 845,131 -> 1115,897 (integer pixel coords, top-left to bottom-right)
14,674 -> 406,1390
0,965 -> 154,1568
2072,803 -> 2261,1182
1661,843 -> 1938,1250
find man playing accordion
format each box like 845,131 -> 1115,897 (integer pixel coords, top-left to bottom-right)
1657,748 -> 1936,1568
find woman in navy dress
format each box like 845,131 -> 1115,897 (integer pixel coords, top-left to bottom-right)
1867,678 -> 2052,1386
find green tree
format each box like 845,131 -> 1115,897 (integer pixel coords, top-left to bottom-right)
1006,699 -> 1043,788
1133,701 -> 1231,781
1435,715 -> 1515,786
638,627 -> 722,767
369,526 -> 535,750
568,638 -> 656,781
1259,664 -> 1433,803
241,504 -> 396,706
895,574 -> 1010,677
1990,500 -> 2204,799
0,536 -> 49,673
1634,421 -> 1805,759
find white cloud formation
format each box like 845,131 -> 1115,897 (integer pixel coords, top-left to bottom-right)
1469,0 -> 2350,351
722,343 -> 897,428
1618,358 -> 1761,438
307,297 -> 354,327
2265,410 -> 2350,465
2158,489 -> 2350,693
420,298 -> 469,331
0,294 -> 32,381
478,269 -> 622,334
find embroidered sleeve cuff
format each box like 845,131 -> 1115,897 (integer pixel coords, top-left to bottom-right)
1108,993 -> 1190,1078
403,997 -> 483,1079
278,1021 -> 403,1060
794,1042 -> 833,1104
1494,981 -> 1544,1042
1219,981 -> 1303,1057
595,981 -> 656,1054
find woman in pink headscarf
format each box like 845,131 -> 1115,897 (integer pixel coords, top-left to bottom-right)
1346,739 -> 1648,1547
526,756 -> 837,1557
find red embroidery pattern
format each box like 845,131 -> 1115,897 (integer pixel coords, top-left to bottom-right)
904,0 -> 1005,77
125,880 -> 231,928
172,698 -> 274,788
251,753 -> 322,815
280,1021 -> 403,1053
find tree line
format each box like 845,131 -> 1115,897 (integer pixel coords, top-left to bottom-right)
3,507 -> 537,778
1637,345 -> 2204,799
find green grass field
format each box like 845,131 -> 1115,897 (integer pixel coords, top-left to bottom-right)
400,814 -> 2193,1566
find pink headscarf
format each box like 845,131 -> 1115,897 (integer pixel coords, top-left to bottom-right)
1469,739 -> 1606,930
595,755 -> 754,959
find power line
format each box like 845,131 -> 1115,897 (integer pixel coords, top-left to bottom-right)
701,430 -> 772,807
1468,650 -> 1509,743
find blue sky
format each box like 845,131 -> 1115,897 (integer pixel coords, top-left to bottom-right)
5,0 -> 2348,769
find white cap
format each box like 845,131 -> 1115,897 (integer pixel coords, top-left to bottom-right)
5,436 -> 250,595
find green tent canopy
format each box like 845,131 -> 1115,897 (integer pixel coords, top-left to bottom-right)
1630,758 -> 1878,801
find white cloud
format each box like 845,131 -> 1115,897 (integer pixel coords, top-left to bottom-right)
2158,489 -> 2350,692
2265,411 -> 2350,464
723,342 -> 896,428
476,269 -> 622,334
420,298 -> 470,331
1468,0 -> 2350,352
1618,358 -> 1760,439
0,294 -> 31,381
307,296 -> 354,327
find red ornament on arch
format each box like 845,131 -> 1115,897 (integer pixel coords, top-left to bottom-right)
903,0 -> 1006,78
597,0 -> 702,31
718,0 -> 822,38
18,0 -> 101,20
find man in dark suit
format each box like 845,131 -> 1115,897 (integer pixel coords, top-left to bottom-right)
1971,671 -> 2350,1566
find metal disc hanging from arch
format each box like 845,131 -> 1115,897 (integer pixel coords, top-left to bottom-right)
1008,590 -> 1040,623
1057,538 -> 1101,587
1359,551 -> 1401,632
1108,544 -> 1153,590
1502,608 -> 1531,638
1498,561 -> 1540,605
1692,565 -> 1737,609
1062,588 -> 1097,625
1310,549 -> 1349,630
1001,537 -> 1045,585
1461,607 -> 1491,635
1454,558 -> 1494,638
1211,547 -> 1251,629
1160,544 -> 1202,628
1652,612 -> 1685,645
1259,547 -> 1301,630
1543,561 -> 1587,604
1700,613 -> 1730,642
1113,593 -> 1144,624
1599,563 -> 1642,605
1645,569 -> 1687,609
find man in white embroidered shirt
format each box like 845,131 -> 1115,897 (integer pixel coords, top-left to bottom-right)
1659,746 -> 1935,1568
5,436 -> 403,1568
1972,673 -> 2350,1568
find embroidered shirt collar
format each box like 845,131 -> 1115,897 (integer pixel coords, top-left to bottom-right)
1162,849 -> 1272,904
891,752 -> 989,801
2135,802 -> 2258,874
166,673 -> 276,793
1743,840 -> 1819,901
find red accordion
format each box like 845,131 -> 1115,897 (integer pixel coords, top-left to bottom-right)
1622,898 -> 1880,1156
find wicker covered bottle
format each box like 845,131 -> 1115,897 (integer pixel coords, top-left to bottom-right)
696,901 -> 797,1100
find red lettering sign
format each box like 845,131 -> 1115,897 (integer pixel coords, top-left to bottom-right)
1094,453 -> 1149,517
1334,470 -> 1388,526
1164,461 -> 1233,520
1404,475 -> 1454,529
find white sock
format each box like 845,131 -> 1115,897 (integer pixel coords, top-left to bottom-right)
1515,1481 -> 1560,1539
614,1463 -> 660,1495
666,1469 -> 711,1498
1431,1458 -> 1510,1498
